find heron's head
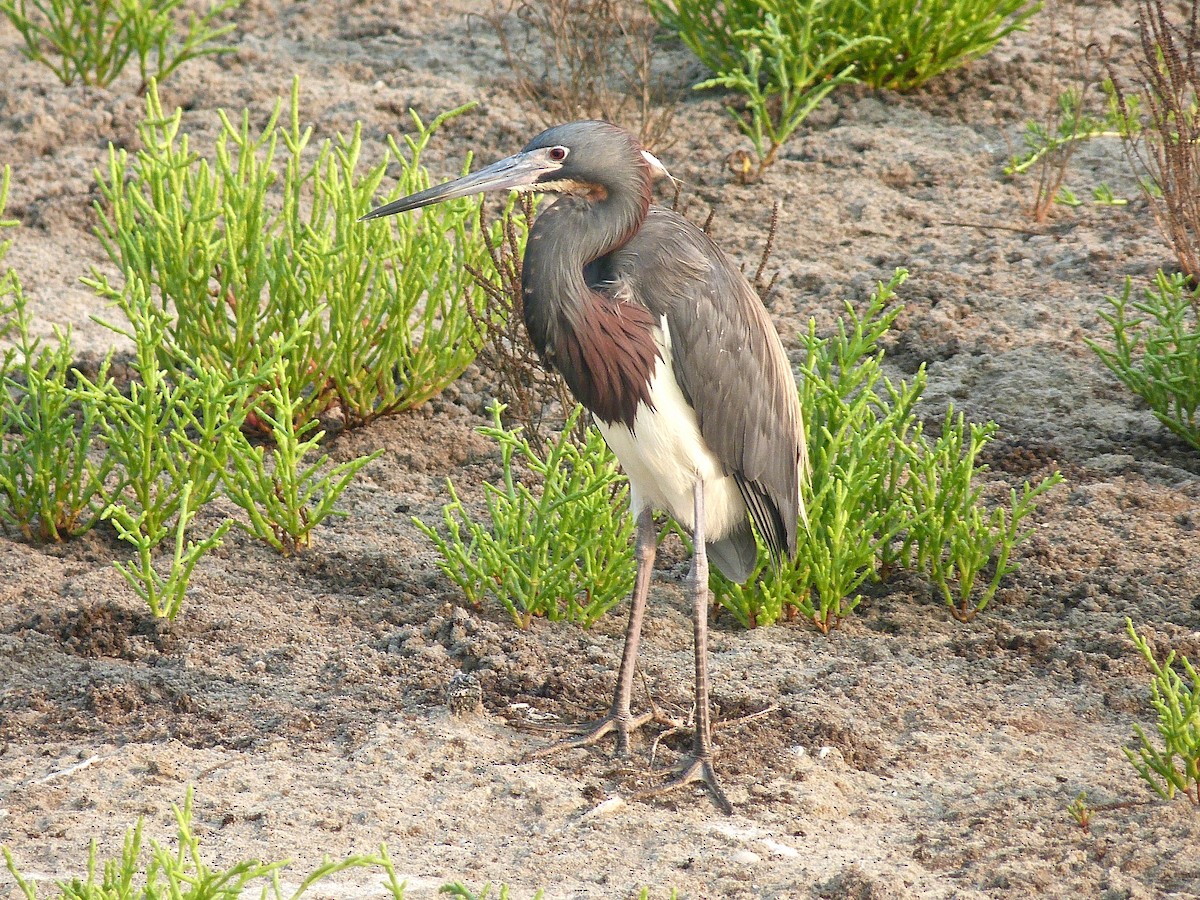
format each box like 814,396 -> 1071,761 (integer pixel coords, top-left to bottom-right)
361,120 -> 671,220
517,121 -> 672,201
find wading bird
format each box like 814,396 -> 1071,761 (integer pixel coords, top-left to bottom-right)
363,121 -> 806,813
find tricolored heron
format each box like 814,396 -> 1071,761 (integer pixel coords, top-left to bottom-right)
363,121 -> 807,813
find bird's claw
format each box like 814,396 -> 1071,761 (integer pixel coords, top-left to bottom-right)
629,754 -> 734,815
521,710 -> 654,761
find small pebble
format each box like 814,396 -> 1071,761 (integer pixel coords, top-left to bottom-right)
582,796 -> 625,818
446,671 -> 483,715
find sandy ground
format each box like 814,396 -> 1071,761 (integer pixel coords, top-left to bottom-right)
2,1 -> 1200,897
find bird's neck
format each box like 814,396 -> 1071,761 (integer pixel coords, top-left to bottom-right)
520,182 -> 660,428
521,185 -> 648,352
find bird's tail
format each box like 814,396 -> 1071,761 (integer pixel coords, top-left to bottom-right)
706,525 -> 758,584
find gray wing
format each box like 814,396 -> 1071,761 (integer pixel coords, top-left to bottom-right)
611,206 -> 807,564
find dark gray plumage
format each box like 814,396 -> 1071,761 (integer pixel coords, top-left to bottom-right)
612,206 -> 806,570
363,121 -> 807,813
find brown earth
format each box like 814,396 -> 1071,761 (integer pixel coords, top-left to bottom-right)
2,1 -> 1200,898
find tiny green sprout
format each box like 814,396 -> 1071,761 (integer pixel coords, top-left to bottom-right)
1006,85 -> 1134,221
1067,792 -> 1092,833
1139,176 -> 1165,200
440,885 -> 544,900
1055,185 -> 1083,207
1005,87 -> 1128,177
1092,182 -> 1127,206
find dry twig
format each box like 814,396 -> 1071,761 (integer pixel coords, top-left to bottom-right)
478,0 -> 678,151
1109,0 -> 1200,292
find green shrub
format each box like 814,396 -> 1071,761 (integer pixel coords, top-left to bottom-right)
2,788 -> 411,900
90,79 -> 507,433
0,298 -> 115,542
902,413 -> 1061,622
649,0 -> 866,179
82,285 -> 380,611
713,278 -> 912,630
0,167 -> 115,541
78,288 -> 252,551
712,271 -> 1061,630
0,0 -> 241,92
649,0 -> 1040,175
1088,271 -> 1200,450
74,286 -> 249,618
651,0 -> 1038,90
1125,619 -> 1200,805
829,0 -> 1039,91
222,352 -> 383,556
416,403 -> 635,629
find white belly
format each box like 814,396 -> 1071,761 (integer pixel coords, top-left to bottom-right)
596,322 -> 746,541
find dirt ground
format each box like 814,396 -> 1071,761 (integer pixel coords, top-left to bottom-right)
2,1 -> 1200,897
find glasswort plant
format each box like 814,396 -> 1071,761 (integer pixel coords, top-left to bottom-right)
1088,272 -> 1200,450
902,413 -> 1061,622
711,273 -> 915,630
0,0 -> 241,93
221,353 -> 383,556
1125,619 -> 1200,805
3,788 -> 412,900
77,285 -> 252,550
104,481 -> 232,620
650,0 -> 1040,176
835,0 -> 1039,92
416,403 -> 635,629
649,0 -> 866,180
1005,84 -> 1137,222
92,79 -> 505,433
0,166 -> 115,541
710,271 -> 1061,630
0,298 -> 115,542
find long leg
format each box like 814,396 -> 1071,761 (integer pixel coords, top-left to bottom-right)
525,506 -> 656,758
632,480 -> 733,813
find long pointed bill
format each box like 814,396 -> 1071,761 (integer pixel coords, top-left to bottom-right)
360,150 -> 559,220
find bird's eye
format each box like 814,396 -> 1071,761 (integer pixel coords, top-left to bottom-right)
548,146 -> 568,162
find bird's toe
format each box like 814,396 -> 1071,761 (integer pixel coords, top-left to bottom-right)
521,709 -> 654,761
629,753 -> 734,815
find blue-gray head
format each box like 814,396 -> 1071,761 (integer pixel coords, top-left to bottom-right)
361,120 -> 671,220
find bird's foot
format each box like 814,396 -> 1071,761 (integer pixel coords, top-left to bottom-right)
521,709 -> 655,760
629,753 -> 734,815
